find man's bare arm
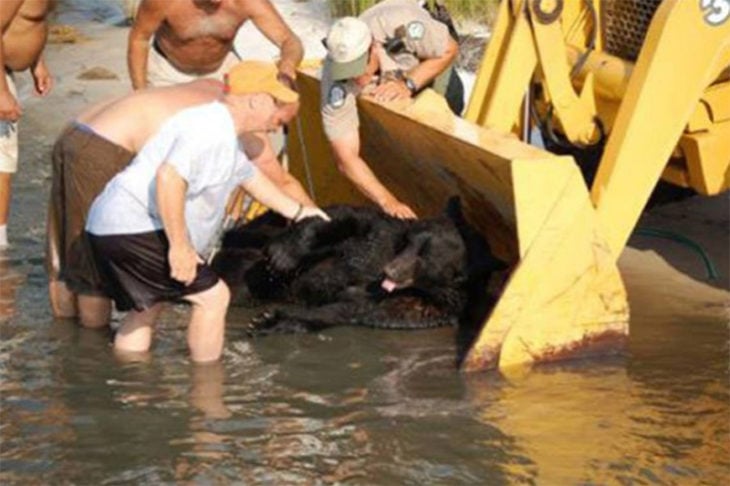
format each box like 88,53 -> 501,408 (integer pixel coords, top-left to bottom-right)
371,36 -> 459,102
405,36 -> 459,91
127,0 -> 167,90
240,169 -> 328,222
0,0 -> 24,120
329,131 -> 416,219
156,162 -> 198,285
245,0 -> 303,80
241,132 -> 315,206
31,54 -> 53,96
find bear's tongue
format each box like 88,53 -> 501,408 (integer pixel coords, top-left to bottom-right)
381,278 -> 397,293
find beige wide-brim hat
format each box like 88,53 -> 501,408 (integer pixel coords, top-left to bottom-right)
225,61 -> 299,103
325,17 -> 372,81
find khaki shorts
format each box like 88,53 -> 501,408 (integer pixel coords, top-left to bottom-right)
46,123 -> 135,295
0,71 -> 19,174
146,40 -> 240,87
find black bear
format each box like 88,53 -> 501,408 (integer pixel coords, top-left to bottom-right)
211,199 -> 506,335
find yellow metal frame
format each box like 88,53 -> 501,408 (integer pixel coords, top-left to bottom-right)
461,0 -> 730,370
589,0 -> 730,255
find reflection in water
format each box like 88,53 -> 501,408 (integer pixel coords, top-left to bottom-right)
466,314 -> 729,484
188,361 -> 231,420
170,362 -> 233,482
0,257 -> 26,321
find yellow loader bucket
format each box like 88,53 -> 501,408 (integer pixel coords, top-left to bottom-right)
287,68 -> 628,374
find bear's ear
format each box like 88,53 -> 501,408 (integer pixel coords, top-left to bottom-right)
444,196 -> 466,226
444,196 -> 510,274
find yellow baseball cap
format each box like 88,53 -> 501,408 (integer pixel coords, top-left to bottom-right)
325,17 -> 372,81
225,61 -> 299,103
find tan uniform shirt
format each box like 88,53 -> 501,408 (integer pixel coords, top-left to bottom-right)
320,0 -> 450,142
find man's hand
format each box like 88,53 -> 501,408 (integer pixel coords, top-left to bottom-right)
275,72 -> 301,120
31,58 -> 53,96
276,70 -> 297,91
381,198 -> 417,220
295,205 -> 331,223
371,80 -> 411,103
250,0 -> 303,92
0,89 -> 21,122
168,242 -> 200,286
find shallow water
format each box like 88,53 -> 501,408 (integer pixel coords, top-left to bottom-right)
2,1 -> 729,483
2,266 -> 729,483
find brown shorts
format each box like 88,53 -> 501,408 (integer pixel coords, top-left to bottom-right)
87,230 -> 220,312
46,123 -> 135,295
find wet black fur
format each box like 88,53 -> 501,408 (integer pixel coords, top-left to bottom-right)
211,199 -> 506,336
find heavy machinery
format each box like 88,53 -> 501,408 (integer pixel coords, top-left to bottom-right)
286,0 -> 730,373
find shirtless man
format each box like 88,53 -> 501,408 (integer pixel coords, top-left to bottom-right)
127,0 -> 313,210
128,0 -> 302,90
47,79 -> 224,328
0,0 -> 53,249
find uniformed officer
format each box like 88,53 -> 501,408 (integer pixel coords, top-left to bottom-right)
320,0 -> 461,219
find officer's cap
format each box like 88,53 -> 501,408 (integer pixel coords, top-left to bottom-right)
325,17 -> 372,81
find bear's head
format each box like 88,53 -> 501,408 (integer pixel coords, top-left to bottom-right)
381,217 -> 466,293
380,197 -> 507,294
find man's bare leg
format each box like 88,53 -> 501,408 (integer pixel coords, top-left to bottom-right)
78,295 -> 112,329
189,361 -> 232,419
0,172 -> 11,248
185,280 -> 230,363
114,302 -> 164,355
48,280 -> 77,318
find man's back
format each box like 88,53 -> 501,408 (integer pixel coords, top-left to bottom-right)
77,79 -> 223,153
87,101 -> 252,255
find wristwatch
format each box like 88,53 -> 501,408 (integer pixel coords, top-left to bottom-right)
403,76 -> 418,95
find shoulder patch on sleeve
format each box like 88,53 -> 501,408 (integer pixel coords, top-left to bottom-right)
406,21 -> 425,40
328,83 -> 347,109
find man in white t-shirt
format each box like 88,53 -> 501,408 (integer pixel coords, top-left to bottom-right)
85,61 -> 327,363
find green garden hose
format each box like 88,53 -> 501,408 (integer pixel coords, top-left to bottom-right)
634,227 -> 720,281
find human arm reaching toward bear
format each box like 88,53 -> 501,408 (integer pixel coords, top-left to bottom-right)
329,130 -> 416,220
240,169 -> 329,224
